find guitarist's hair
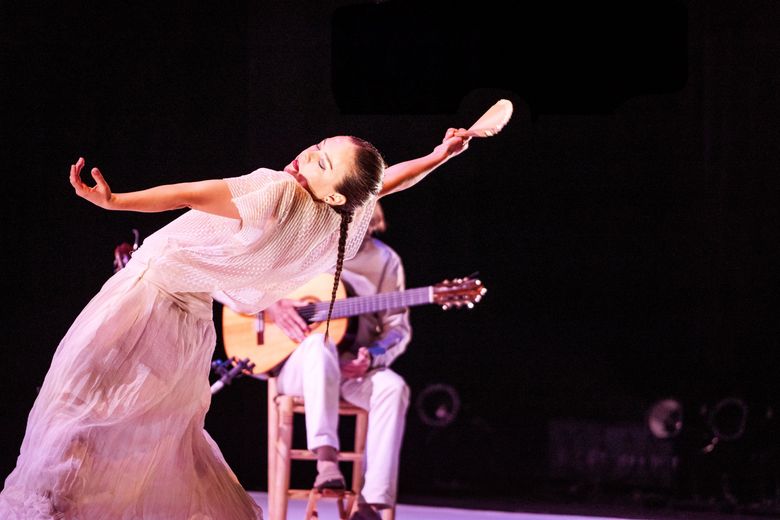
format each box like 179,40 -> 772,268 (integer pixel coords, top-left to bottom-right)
368,200 -> 386,235
325,210 -> 353,340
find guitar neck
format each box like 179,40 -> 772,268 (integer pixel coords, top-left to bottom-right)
298,286 -> 433,323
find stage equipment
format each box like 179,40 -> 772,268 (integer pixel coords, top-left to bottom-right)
548,418 -> 677,489
701,397 -> 748,453
210,357 -> 255,394
647,398 -> 684,439
646,396 -> 749,452
415,383 -> 461,428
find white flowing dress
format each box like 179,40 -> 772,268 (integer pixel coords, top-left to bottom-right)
0,169 -> 376,519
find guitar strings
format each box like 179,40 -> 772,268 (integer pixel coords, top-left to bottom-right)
296,287 -> 433,323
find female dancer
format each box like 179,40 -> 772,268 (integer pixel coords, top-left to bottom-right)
0,128 -> 469,519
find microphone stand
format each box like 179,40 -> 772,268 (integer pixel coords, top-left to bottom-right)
210,357 -> 255,394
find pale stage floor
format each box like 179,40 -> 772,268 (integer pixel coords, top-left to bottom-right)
247,492 -> 621,520
246,491 -> 759,520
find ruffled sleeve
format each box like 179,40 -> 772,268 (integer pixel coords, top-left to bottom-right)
225,168 -> 300,245
225,167 -> 377,261
134,167 -> 381,314
342,194 -> 377,261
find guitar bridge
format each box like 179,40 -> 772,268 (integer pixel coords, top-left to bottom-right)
255,311 -> 265,345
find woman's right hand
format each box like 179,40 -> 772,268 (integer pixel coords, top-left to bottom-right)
69,157 -> 114,209
435,128 -> 471,160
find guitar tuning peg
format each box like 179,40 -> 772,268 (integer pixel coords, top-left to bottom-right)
442,304 -> 451,311
466,302 -> 474,309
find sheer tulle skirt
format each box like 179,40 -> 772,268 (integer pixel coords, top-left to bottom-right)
0,266 -> 262,519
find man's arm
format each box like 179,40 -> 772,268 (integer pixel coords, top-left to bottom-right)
366,252 -> 412,369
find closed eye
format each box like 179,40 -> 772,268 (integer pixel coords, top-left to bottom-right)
316,143 -> 326,170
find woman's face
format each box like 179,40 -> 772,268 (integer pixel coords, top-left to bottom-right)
284,136 -> 356,207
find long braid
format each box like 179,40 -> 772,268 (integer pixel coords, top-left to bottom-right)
324,210 -> 353,341
321,136 -> 383,341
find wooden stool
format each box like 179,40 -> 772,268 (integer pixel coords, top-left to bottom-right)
267,377 -> 368,520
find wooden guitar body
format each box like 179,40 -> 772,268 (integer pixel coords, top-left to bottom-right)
222,273 -> 486,376
222,274 -> 347,375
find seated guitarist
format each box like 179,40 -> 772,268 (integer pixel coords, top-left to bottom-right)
265,201 -> 410,520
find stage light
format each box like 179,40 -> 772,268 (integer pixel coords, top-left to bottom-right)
415,383 -> 461,428
709,397 -> 748,441
647,398 -> 684,439
701,397 -> 748,453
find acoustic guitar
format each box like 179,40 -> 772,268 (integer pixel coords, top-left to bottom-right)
222,273 -> 487,375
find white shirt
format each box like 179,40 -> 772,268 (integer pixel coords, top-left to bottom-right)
339,236 -> 412,368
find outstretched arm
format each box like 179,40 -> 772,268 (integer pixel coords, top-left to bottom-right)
69,157 -> 240,219
379,128 -> 470,198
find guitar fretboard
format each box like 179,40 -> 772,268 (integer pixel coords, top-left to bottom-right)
298,287 -> 433,323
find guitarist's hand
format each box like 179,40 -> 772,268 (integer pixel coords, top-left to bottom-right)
265,299 -> 310,342
340,347 -> 371,380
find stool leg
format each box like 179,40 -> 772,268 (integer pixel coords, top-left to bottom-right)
267,380 -> 278,517
351,410 -> 369,512
305,490 -> 319,519
272,395 -> 294,520
342,493 -> 356,520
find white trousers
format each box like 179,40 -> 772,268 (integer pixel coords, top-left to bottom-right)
276,334 -> 410,506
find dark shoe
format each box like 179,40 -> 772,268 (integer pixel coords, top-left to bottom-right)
348,505 -> 382,520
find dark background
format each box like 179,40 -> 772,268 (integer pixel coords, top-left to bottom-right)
2,0 -> 779,516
